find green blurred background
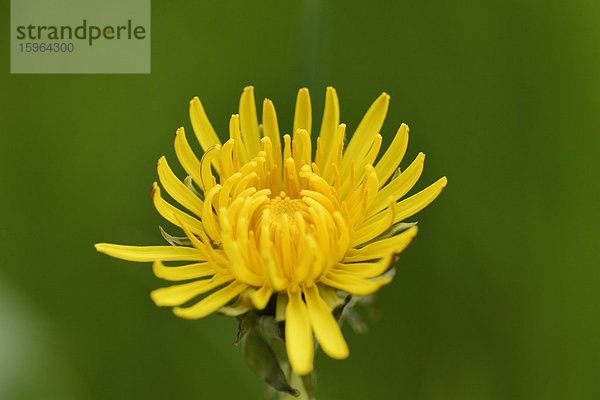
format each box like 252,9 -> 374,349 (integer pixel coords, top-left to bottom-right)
1,1 -> 599,399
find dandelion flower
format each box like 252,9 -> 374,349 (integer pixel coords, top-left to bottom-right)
95,87 -> 447,377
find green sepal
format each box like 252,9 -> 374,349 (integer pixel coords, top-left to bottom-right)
183,176 -> 204,199
240,313 -> 299,397
332,294 -> 369,334
255,315 -> 288,364
159,226 -> 192,246
300,370 -> 316,400
332,294 -> 352,321
358,221 -> 417,249
380,221 -> 417,239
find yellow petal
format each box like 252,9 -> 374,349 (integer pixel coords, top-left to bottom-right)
259,215 -> 289,291
152,260 -> 216,281
189,96 -> 222,153
293,129 -> 312,166
346,226 -> 418,262
335,254 -> 394,279
293,88 -> 312,138
342,92 -> 390,176
199,145 -> 220,192
151,274 -> 232,306
286,286 -> 314,375
366,153 -> 425,218
201,184 -> 222,243
262,98 -> 282,168
284,157 -> 301,198
354,177 -> 447,245
229,114 -> 250,164
341,135 -> 382,198
157,156 -> 203,216
221,237 -> 264,286
95,243 -> 205,262
392,177 -> 448,224
317,87 -> 340,158
346,165 -> 379,226
375,123 -> 409,187
219,139 -> 236,181
317,285 -> 345,310
173,281 -> 247,319
351,198 -> 395,247
218,296 -> 251,317
248,284 -> 273,310
218,172 -> 243,207
174,128 -> 202,190
265,254 -> 288,291
320,123 -> 346,183
320,272 -> 384,296
239,86 -> 261,157
304,285 -> 349,359
151,183 -> 204,237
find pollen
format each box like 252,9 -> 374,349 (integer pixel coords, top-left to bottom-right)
271,193 -> 302,217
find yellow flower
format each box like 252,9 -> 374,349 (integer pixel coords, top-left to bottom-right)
95,87 -> 446,376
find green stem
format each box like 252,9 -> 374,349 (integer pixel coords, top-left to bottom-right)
279,372 -> 309,400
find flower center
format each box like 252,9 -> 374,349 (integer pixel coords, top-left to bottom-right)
250,192 -> 318,284
269,192 -> 308,227
208,136 -> 354,290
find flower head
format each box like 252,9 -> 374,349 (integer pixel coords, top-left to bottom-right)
96,87 -> 446,376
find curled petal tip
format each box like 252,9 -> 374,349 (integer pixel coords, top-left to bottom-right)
150,181 -> 160,196
149,290 -> 158,303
